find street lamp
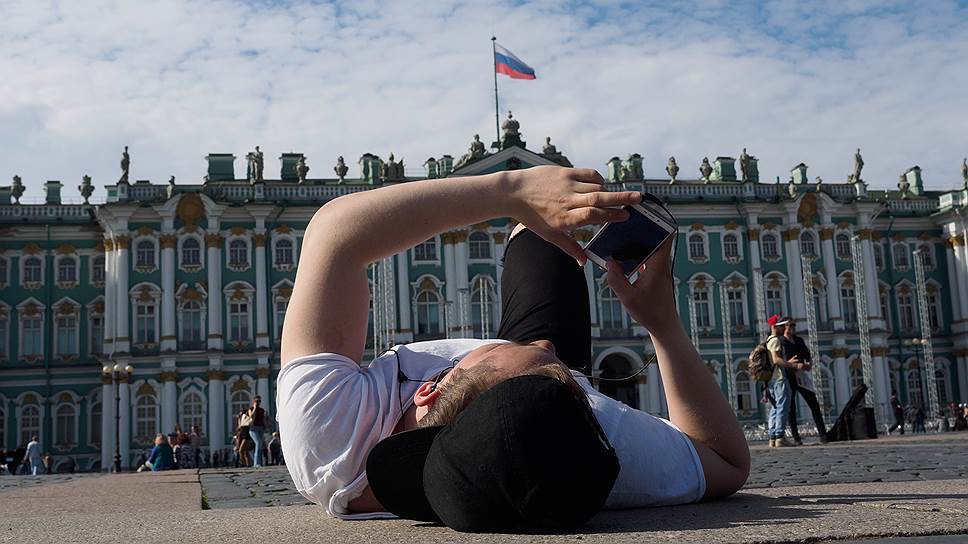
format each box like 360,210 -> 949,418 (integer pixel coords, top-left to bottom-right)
101,362 -> 134,473
901,337 -> 929,406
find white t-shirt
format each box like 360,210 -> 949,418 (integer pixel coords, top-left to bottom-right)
276,339 -> 705,519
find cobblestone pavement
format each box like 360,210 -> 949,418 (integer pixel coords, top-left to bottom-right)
198,432 -> 968,509
0,472 -> 100,492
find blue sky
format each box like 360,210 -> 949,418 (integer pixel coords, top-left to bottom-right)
1,0 -> 967,201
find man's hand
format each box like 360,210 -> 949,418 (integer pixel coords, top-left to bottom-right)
506,166 -> 642,265
604,237 -> 677,335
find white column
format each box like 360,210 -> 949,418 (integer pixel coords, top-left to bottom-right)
162,378 -> 177,434
958,355 -> 968,402
100,379 -> 115,471
833,350 -> 850,412
820,228 -> 844,329
455,232 -> 469,288
257,358 -> 271,416
944,241 -> 962,322
103,240 -> 115,353
954,237 -> 968,323
647,363 -> 661,414
637,380 -> 649,413
784,227 -> 805,321
254,232 -> 269,348
115,236 -> 131,353
206,234 -> 223,351
118,378 -> 131,468
872,354 -> 890,421
395,251 -> 413,336
584,262 -> 600,337
442,234 -> 457,334
493,232 -> 506,324
207,367 -> 225,453
160,234 -> 176,351
747,222 -> 766,335
860,231 -> 884,327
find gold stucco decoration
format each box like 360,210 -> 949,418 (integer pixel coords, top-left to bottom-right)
55,244 -> 76,255
230,379 -> 250,393
176,193 -> 205,227
136,383 -> 155,396
23,243 -> 42,254
137,226 -> 154,236
273,225 -> 293,234
230,226 -> 247,236
797,193 -> 818,225
418,277 -> 437,290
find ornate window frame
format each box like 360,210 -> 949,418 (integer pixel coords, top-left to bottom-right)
271,234 -> 297,272
891,239 -> 910,272
129,283 -> 162,349
598,278 -> 630,332
131,381 -> 161,445
721,273 -> 749,331
915,241 -> 936,271
20,248 -> 45,289
271,279 -> 293,341
686,228 -> 709,264
224,281 -> 255,346
720,229 -> 743,264
879,282 -> 892,331
54,246 -> 79,288
176,283 -> 207,351
16,392 -> 45,446
763,272 -> 788,319
412,237 -> 441,265
178,232 -> 205,273
0,302 -> 10,361
759,228 -> 782,262
52,391 -> 80,452
90,253 -> 106,288
16,298 -> 46,362
467,231 -> 493,262
225,233 -> 252,272
411,275 -> 444,336
177,379 -> 208,434
87,389 -> 103,450
86,297 -> 106,357
687,273 -> 716,332
834,229 -> 853,261
873,240 -> 886,272
895,280 -> 916,332
925,279 -> 943,332
52,297 -> 81,361
838,271 -> 858,328
798,229 -> 818,260
132,235 -> 159,274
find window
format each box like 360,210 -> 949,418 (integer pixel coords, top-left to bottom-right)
893,242 -> 909,270
274,298 -> 288,340
55,404 -> 76,447
874,243 -> 885,270
812,289 -> 828,328
735,371 -> 754,412
21,315 -> 43,357
726,289 -> 745,328
135,302 -> 157,346
181,391 -> 205,433
835,234 -> 851,260
20,404 -> 40,445
135,395 -> 158,443
470,279 -> 496,337
936,369 -> 949,405
229,300 -> 250,342
274,239 -> 294,267
761,233 -> 779,260
799,231 -> 817,258
89,402 -> 102,447
906,370 -> 923,407
89,314 -> 104,356
840,283 -> 857,327
926,289 -> 941,330
88,257 -> 103,288
415,290 -> 442,336
135,240 -> 155,269
880,290 -> 892,330
181,238 -> 201,267
897,291 -> 915,331
0,310 -> 8,359
599,286 -> 626,330
413,239 -> 438,262
722,233 -> 739,261
692,287 -> 711,328
468,232 -> 491,260
55,315 -> 78,357
180,301 -> 204,349
0,257 -> 7,285
688,234 -> 706,261
917,244 -> 934,269
229,239 -> 249,268
765,286 -> 785,318
57,257 -> 77,284
23,257 -> 42,284
849,365 -> 865,393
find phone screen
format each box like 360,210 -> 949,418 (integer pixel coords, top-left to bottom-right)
585,206 -> 673,276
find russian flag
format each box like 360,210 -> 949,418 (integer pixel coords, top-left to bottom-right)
494,43 -> 536,80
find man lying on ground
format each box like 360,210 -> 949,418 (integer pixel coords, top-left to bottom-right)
277,166 -> 750,532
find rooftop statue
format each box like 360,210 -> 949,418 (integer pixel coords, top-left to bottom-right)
12,175 -> 24,204
699,157 -> 713,182
119,146 -> 130,185
739,148 -> 750,181
540,136 -> 573,167
166,176 -> 176,198
788,176 -> 797,198
334,156 -> 348,183
296,155 -> 310,184
962,158 -> 967,189
853,148 -> 864,182
542,136 -> 557,155
382,153 -> 405,181
898,173 -> 910,198
247,146 -> 265,182
455,134 -> 488,169
79,175 -> 94,204
666,156 -> 679,183
499,111 -> 526,150
815,176 -> 823,184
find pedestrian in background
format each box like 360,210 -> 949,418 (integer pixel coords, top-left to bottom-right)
782,320 -> 827,445
913,405 -> 927,433
268,432 -> 284,466
22,436 -> 43,475
136,434 -> 175,472
247,396 -> 271,468
766,316 -> 796,447
174,433 -> 196,469
888,391 -> 905,435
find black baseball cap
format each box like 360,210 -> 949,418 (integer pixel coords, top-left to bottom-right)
366,375 -> 620,533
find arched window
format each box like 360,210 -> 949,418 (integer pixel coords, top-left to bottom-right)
20,404 -> 40,445
55,404 -> 76,447
229,239 -> 249,268
765,285 -> 785,318
598,354 -> 639,407
135,300 -> 157,346
21,313 -> 43,357
691,283 -> 712,328
136,240 -> 155,268
229,299 -> 250,342
599,286 -> 626,330
181,238 -> 201,267
413,239 -> 438,262
893,242 -> 909,269
880,290 -> 892,330
89,402 -> 102,447
849,365 -> 865,394
468,232 -> 491,260
926,288 -> 942,330
274,298 -> 288,340
835,233 -> 851,259
874,242 -> 885,270
840,281 -> 857,327
735,370 -> 754,413
92,255 -> 105,285
55,313 -> 78,357
761,234 -> 779,259
799,231 -> 817,258
897,290 -> 915,331
470,278 -> 496,337
57,257 -> 77,283
135,395 -> 158,443
180,300 -> 204,350
23,257 -> 42,283
688,234 -> 706,260
274,239 -> 294,266
230,390 -> 251,431
181,391 -> 205,433
415,290 -> 442,336
906,370 -> 923,407
722,233 -> 739,260
917,244 -> 934,269
725,288 -> 746,328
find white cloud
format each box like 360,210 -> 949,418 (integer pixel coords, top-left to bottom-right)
1,0 -> 967,202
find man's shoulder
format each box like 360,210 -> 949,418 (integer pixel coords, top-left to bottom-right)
766,336 -> 781,351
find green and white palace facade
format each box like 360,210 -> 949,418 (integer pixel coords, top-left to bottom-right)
2,117 -> 968,471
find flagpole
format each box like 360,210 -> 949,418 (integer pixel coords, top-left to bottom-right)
491,36 -> 500,146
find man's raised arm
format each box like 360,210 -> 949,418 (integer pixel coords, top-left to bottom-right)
281,166 -> 641,365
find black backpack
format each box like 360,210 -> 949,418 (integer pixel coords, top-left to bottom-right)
747,338 -> 775,381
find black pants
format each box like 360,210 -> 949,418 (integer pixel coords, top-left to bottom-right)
496,230 -> 591,372
786,371 -> 827,441
888,410 -> 905,434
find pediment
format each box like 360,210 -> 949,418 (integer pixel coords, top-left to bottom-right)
449,146 -> 558,177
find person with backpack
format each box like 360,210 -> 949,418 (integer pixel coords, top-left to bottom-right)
763,315 -> 807,447
782,320 -> 826,445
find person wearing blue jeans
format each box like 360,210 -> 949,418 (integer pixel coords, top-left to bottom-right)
248,396 -> 270,468
22,436 -> 43,475
765,316 -> 808,448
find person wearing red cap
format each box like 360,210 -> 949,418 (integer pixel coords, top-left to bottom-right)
766,315 -> 798,447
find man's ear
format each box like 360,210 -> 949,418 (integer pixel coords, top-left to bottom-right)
413,381 -> 441,408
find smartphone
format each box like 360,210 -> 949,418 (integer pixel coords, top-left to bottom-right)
583,203 -> 677,283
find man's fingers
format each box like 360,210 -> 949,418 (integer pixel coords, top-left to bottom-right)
568,207 -> 629,226
572,190 -> 642,208
570,168 -> 606,185
605,259 -> 634,299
